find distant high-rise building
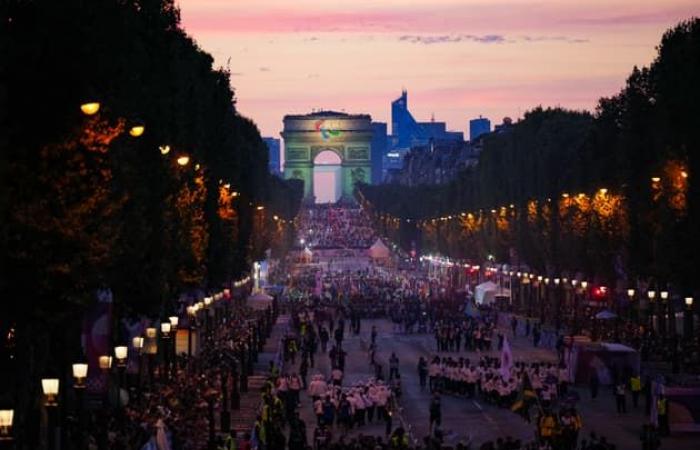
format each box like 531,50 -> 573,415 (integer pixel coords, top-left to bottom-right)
263,137 -> 281,175
370,122 -> 387,184
469,116 -> 491,141
391,90 -> 463,154
391,89 -> 427,149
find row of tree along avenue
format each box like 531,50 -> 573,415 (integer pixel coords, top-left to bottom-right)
0,0 -> 302,444
359,19 -> 700,295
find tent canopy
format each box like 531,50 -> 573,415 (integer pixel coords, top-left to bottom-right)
474,281 -> 510,304
368,238 -> 391,259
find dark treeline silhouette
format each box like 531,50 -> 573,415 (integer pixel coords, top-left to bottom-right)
0,0 -> 301,442
359,19 -> 700,290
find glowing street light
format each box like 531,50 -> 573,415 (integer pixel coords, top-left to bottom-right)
129,125 -> 145,137
648,290 -> 657,301
0,409 -> 13,440
114,346 -> 128,367
80,102 -> 100,115
160,322 -> 172,338
686,297 -> 694,307
98,355 -> 113,370
132,336 -> 144,351
627,289 -> 635,299
41,378 -> 60,406
72,363 -> 88,389
169,316 -> 179,329
176,155 -> 190,166
159,145 -> 171,155
660,291 -> 669,301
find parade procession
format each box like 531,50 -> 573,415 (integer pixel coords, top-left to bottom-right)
3,2 -> 700,450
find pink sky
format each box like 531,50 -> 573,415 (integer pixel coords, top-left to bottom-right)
177,0 -> 698,138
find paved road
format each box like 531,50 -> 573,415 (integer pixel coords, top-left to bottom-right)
283,318 -> 697,449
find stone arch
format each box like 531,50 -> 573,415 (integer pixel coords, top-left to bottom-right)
311,147 -> 344,165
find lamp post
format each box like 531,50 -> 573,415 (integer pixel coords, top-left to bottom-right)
647,290 -> 656,332
169,316 -> 179,378
160,322 -> 171,381
684,297 -> 694,337
659,291 -> 670,337
0,409 -> 13,445
627,289 -> 636,324
72,363 -> 88,450
114,346 -> 128,408
145,327 -> 158,386
554,278 -> 561,331
541,277 -> 549,325
41,378 -> 59,450
132,336 -> 144,395
581,281 -> 589,334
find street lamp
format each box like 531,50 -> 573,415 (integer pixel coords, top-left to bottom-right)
80,102 -> 100,115
160,322 -> 171,338
114,346 -> 128,367
72,363 -> 88,389
132,336 -> 144,352
686,297 -> 694,308
41,379 -> 59,406
129,125 -> 145,137
0,409 -> 14,441
98,355 -> 112,371
176,155 -> 190,166
627,289 -> 635,299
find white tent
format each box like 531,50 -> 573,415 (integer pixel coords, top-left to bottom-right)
474,281 -> 507,305
247,291 -> 273,310
368,238 -> 391,259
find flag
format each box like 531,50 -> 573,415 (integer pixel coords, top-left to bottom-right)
500,336 -> 513,379
511,369 -> 538,419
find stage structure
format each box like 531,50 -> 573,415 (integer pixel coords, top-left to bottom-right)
282,111 -> 373,203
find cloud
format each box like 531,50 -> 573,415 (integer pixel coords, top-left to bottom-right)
521,35 -> 589,43
399,34 -> 588,45
399,34 -> 506,45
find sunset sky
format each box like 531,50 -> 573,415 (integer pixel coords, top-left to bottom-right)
177,0 -> 699,139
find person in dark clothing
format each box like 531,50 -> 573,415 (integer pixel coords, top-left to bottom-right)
429,392 -> 442,434
417,357 -> 428,390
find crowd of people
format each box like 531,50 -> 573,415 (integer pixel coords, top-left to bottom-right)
297,206 -> 377,249
76,299 -> 275,450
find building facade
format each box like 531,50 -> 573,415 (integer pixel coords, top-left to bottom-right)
282,111 -> 373,203
370,122 -> 387,184
263,137 -> 281,175
469,116 -> 491,141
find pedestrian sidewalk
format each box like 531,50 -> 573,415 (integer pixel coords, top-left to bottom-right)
229,314 -> 291,435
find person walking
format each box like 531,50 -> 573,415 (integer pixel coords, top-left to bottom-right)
418,356 -> 428,391
429,392 -> 442,434
615,381 -> 627,414
630,373 -> 642,409
389,352 -> 400,380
